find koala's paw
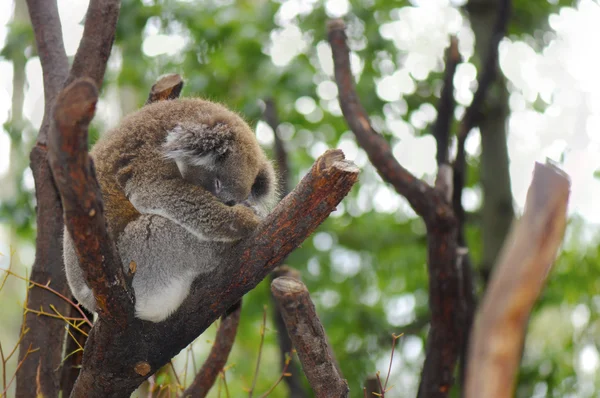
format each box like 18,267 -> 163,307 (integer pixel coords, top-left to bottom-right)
227,204 -> 261,238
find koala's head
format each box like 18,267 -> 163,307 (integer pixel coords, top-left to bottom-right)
162,100 -> 277,217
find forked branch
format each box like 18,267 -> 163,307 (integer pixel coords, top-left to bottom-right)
328,19 -> 463,397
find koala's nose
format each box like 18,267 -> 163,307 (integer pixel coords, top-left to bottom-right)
224,200 -> 236,207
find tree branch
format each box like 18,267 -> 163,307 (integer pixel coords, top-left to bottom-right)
182,301 -> 242,397
328,19 -> 463,397
65,0 -> 121,88
271,277 -> 349,398
65,148 -> 356,397
17,1 -> 70,395
327,19 -> 450,224
48,78 -> 135,327
146,73 -> 184,105
270,267 -> 309,398
432,36 -> 460,168
25,0 -> 69,142
465,162 -> 570,398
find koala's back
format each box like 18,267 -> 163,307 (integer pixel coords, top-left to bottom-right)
90,98 -> 256,237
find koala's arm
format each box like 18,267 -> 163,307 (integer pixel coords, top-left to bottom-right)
116,155 -> 259,242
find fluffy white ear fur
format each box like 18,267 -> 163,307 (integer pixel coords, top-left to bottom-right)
163,125 -> 223,169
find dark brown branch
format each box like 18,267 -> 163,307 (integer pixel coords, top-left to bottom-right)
25,0 -> 69,143
328,19 -> 463,397
68,149 -> 357,397
146,74 -> 184,105
264,98 -> 290,195
270,267 -> 309,398
48,78 -> 135,327
65,0 -> 121,88
182,301 -> 242,397
327,19 -> 448,224
465,162 -> 570,398
271,277 -> 349,398
432,36 -> 460,167
17,1 -> 71,396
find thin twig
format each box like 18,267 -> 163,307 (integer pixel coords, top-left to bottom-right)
182,301 -> 242,397
259,351 -> 293,398
248,306 -> 268,397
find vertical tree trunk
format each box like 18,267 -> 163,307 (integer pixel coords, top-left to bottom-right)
468,0 -> 514,282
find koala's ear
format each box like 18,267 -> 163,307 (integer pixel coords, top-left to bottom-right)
163,122 -> 234,167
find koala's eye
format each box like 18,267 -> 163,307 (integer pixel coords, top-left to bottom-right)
214,178 -> 222,194
251,170 -> 269,198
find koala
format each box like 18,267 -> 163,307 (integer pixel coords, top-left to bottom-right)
63,98 -> 277,322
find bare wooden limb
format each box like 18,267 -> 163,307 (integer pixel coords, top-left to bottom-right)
17,2 -> 71,395
48,78 -> 135,327
65,0 -> 121,88
465,162 -> 570,398
327,19 -> 448,224
271,277 -> 349,398
16,146 -> 72,398
182,301 -> 242,397
432,36 -> 460,168
19,0 -> 122,393
271,267 -> 309,398
328,19 -> 463,397
146,74 -> 184,105
67,149 -> 357,397
25,0 -> 69,142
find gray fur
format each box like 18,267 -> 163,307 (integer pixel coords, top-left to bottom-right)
63,98 -> 277,322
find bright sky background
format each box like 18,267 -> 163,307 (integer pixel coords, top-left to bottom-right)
1,0 -> 600,393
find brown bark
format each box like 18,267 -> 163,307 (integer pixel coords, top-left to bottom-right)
181,302 -> 242,397
17,1 -> 70,396
270,267 -> 308,398
465,162 -> 570,397
64,0 -> 121,88
48,79 -> 135,327
328,19 -> 462,397
271,277 -> 349,398
18,0 -> 122,395
145,73 -> 184,104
